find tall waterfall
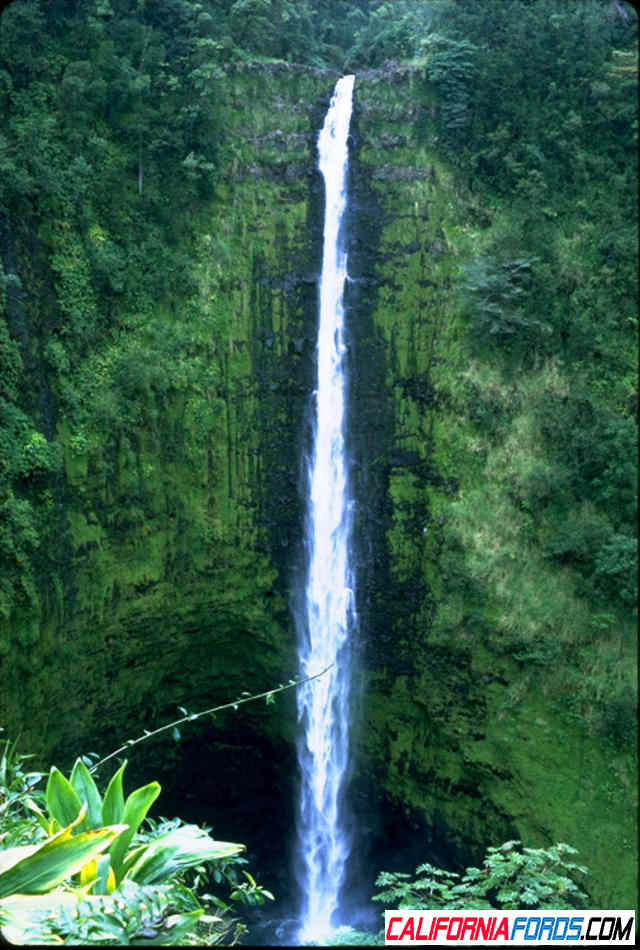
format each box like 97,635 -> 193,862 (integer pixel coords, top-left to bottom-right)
295,75 -> 356,944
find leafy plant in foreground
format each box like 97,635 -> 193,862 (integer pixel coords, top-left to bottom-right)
0,670 -> 335,942
373,841 -> 589,911
0,754 -> 246,944
3,879 -> 212,946
0,734 -> 45,848
0,803 -> 125,899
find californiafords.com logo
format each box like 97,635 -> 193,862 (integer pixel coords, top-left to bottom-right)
384,910 -> 636,945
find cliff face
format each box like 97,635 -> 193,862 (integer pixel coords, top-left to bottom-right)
348,70 -> 636,908
1,65 -> 635,908
1,63 -> 332,763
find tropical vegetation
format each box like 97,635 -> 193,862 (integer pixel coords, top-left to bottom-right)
0,733 -> 272,944
0,0 -> 636,939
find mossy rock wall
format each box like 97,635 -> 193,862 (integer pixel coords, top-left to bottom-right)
1,64 -> 635,909
348,68 -> 636,908
0,65 -> 337,767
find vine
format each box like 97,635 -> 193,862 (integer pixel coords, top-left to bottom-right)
87,663 -> 334,775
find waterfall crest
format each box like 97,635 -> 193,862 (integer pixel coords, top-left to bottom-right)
295,74 -> 356,944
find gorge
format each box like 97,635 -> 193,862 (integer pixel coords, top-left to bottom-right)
0,0 -> 637,942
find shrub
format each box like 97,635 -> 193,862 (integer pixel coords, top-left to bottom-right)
0,747 -> 269,945
373,840 -> 589,911
459,253 -> 551,352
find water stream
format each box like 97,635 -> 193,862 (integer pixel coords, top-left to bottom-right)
295,74 -> 357,944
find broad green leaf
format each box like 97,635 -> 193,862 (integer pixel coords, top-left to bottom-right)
0,807 -> 91,879
24,797 -> 52,834
45,767 -> 82,829
135,910 -> 203,945
92,854 -> 116,895
125,824 -> 243,885
101,760 -> 126,826
110,781 -> 161,882
119,841 -> 147,880
0,846 -> 34,874
0,821 -> 127,898
0,890 -> 77,944
69,759 -> 102,830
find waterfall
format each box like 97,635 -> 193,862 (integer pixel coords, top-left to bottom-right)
295,74 -> 356,944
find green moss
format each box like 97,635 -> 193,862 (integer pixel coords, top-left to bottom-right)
1,60 -> 635,911
478,684 -> 637,907
353,69 -> 636,908
1,67 -> 332,769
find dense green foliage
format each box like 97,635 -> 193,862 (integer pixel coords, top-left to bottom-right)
373,841 -> 589,911
0,0 -> 636,921
1,0 -> 635,708
0,734 -> 271,944
0,0 -> 227,644
434,0 -> 637,749
325,842 -> 591,945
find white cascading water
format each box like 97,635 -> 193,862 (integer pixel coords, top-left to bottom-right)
295,74 -> 356,945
